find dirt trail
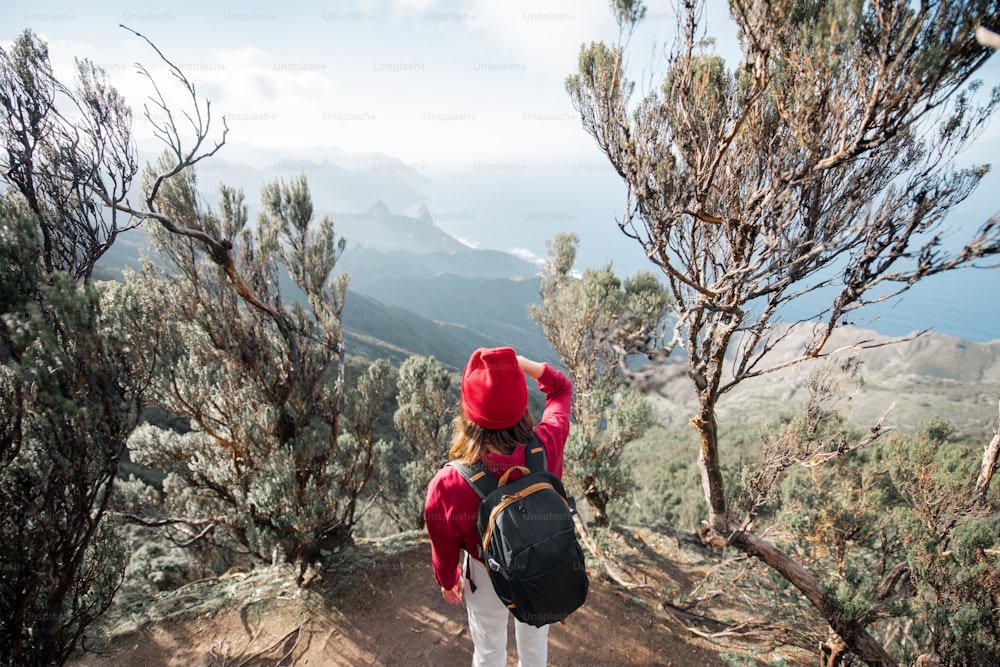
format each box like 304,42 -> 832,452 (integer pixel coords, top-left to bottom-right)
70,530 -> 807,666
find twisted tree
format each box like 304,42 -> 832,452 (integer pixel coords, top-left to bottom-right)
0,28 -> 217,664
122,171 -> 390,583
568,0 -> 1000,662
0,24 -> 349,661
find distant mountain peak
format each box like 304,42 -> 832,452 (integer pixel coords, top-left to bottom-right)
415,203 -> 432,223
368,200 -> 391,217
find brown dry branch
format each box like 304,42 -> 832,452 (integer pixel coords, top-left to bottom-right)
975,400 -> 1000,498
676,615 -> 771,641
104,28 -> 311,406
230,625 -> 304,667
117,512 -> 218,548
977,25 -> 1000,48
568,0 -> 1000,662
573,516 -> 655,592
800,403 -> 895,469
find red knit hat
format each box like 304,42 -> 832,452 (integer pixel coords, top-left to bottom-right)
461,347 -> 528,430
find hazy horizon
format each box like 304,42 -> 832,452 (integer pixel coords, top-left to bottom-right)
4,0 -> 999,342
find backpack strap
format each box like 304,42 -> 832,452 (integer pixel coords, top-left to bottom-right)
446,458 -> 495,587
446,433 -> 548,498
447,459 -> 496,500
523,434 -> 547,473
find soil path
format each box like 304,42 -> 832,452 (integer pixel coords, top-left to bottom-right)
69,532 -> 804,666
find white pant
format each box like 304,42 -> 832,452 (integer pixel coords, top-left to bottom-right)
463,554 -> 550,667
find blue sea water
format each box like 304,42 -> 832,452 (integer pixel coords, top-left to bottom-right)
840,265 -> 999,343
427,161 -> 1000,344
745,263 -> 998,343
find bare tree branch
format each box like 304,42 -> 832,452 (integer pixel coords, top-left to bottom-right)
975,400 -> 1000,498
567,1 -> 1000,663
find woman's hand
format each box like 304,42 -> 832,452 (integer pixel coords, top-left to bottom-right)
516,355 -> 544,380
441,575 -> 463,604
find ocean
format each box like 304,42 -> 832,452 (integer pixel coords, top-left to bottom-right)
426,161 -> 1000,344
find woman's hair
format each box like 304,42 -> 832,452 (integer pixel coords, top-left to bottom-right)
449,408 -> 535,465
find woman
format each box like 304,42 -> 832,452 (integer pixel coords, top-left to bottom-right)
424,346 -> 572,667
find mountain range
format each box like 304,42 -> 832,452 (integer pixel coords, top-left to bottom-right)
91,148 -> 1000,437
94,172 -> 555,370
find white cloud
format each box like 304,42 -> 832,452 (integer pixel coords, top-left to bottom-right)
467,0 -> 616,77
508,246 -> 545,266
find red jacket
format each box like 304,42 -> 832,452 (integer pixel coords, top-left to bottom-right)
424,363 -> 572,589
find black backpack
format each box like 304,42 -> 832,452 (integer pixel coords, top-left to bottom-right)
449,435 -> 589,627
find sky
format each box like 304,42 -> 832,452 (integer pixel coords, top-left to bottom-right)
1,0 -> 744,279
7,0 -> 693,163
3,1 -> 1000,341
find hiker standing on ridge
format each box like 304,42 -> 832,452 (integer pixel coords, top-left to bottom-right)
424,346 -> 572,667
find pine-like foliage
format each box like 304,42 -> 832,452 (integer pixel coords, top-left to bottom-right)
0,29 -> 152,664
377,355 -> 454,531
0,207 -> 140,665
0,31 -> 138,280
123,166 -> 389,581
761,414 -> 1000,665
531,232 -> 670,525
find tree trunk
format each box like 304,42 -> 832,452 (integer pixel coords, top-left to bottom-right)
692,377 -> 896,665
820,632 -> 850,667
584,487 -> 609,527
693,391 -> 728,532
728,529 -> 897,666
